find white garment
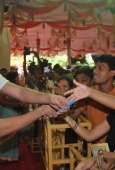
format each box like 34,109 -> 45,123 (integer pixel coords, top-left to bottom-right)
0,74 -> 8,89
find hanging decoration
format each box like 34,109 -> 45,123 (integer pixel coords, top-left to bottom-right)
19,1 -> 63,15
3,0 -> 115,57
32,0 -> 48,5
36,37 -> 40,56
47,37 -> 67,50
83,39 -> 101,51
4,5 -> 34,36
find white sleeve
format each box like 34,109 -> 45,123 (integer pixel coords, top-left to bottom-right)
0,74 -> 8,90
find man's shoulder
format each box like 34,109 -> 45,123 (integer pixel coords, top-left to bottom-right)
0,74 -> 8,89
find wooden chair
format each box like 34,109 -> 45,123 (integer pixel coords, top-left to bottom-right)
43,114 -> 92,170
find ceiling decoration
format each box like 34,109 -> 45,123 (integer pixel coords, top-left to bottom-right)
3,0 -> 115,57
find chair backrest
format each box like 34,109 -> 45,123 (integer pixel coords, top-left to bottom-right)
69,145 -> 85,162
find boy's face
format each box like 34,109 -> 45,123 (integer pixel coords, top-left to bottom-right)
75,73 -> 92,87
93,62 -> 114,84
58,79 -> 70,93
1,70 -> 7,77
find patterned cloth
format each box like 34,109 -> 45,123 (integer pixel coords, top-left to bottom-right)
0,106 -> 20,161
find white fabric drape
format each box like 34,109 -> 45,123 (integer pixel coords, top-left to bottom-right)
0,28 -> 10,71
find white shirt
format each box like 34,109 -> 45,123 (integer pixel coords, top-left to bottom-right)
0,74 -> 8,90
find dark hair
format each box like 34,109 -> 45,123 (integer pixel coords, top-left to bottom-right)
94,54 -> 115,70
53,64 -> 61,71
0,68 -> 7,72
28,61 -> 36,73
6,71 -> 18,84
74,66 -> 94,80
62,69 -> 72,74
58,75 -> 73,89
53,64 -> 60,70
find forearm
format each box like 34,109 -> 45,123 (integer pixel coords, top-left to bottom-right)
89,88 -> 115,110
63,116 -> 92,141
70,109 -> 82,120
63,116 -> 109,142
19,88 -> 51,104
0,108 -> 41,137
2,82 -> 51,104
66,80 -> 115,111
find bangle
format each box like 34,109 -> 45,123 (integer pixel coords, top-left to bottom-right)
73,123 -> 78,130
38,107 -> 43,117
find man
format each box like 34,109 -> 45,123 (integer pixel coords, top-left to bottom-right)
0,68 -> 7,77
70,54 -> 115,143
0,74 -> 67,137
74,66 -> 94,87
65,80 -> 115,170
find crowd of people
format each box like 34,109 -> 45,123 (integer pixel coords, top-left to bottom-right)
0,53 -> 115,170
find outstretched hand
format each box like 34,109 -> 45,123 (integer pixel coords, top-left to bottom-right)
64,80 -> 90,102
49,94 -> 68,111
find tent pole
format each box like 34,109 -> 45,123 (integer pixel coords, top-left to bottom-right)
0,0 -> 5,35
67,37 -> 71,66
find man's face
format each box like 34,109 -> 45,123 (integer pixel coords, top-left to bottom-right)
75,73 -> 92,87
93,62 -> 114,84
1,70 -> 7,77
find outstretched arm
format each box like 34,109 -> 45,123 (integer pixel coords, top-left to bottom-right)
0,105 -> 56,137
63,115 -> 109,142
65,80 -> 115,110
1,81 -> 67,110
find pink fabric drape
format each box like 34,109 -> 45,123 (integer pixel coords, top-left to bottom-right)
71,24 -> 97,30
71,48 -> 107,53
40,47 -> 50,50
17,21 -> 42,29
18,1 -> 63,15
45,21 -> 68,30
68,2 -> 91,17
70,0 -> 106,9
4,21 -> 42,29
100,24 -> 114,32
51,48 -> 67,52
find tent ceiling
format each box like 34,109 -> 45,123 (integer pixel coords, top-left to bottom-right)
4,0 -> 115,56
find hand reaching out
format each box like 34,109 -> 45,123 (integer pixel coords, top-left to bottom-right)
37,103 -> 69,120
49,94 -> 68,111
64,80 -> 90,102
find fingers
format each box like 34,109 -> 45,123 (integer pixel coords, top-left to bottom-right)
67,94 -> 75,102
64,80 -> 82,98
64,89 -> 73,96
41,105 -> 57,118
73,79 -> 80,86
